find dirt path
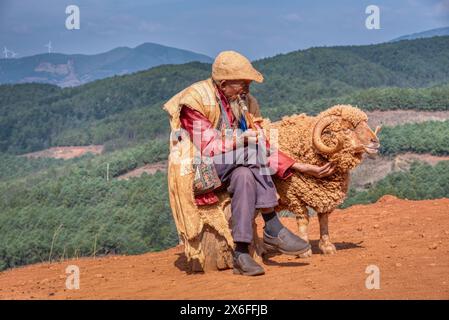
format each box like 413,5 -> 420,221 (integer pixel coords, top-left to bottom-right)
351,153 -> 449,190
116,161 -> 167,180
0,196 -> 448,300
21,145 -> 104,160
366,110 -> 449,127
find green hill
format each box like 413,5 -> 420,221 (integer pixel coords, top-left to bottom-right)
391,27 -> 449,42
0,126 -> 448,270
1,36 -> 449,154
343,161 -> 449,208
0,141 -> 173,271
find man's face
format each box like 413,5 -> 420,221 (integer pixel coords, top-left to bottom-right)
219,80 -> 251,101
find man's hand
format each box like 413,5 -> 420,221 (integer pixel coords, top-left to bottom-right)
238,129 -> 259,146
292,162 -> 336,178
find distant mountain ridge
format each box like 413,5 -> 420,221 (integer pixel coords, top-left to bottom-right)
1,36 -> 449,154
0,43 -> 213,87
391,26 -> 449,42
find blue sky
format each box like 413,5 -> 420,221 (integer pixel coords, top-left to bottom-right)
0,0 -> 448,60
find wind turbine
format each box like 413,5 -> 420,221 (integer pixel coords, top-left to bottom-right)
3,47 -> 9,58
44,41 -> 52,54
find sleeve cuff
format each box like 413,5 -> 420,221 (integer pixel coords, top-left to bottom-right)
273,150 -> 296,180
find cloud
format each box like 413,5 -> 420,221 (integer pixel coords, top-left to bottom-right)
281,13 -> 303,22
138,21 -> 162,33
83,14 -> 163,37
12,24 -> 31,35
434,0 -> 449,15
419,0 -> 449,17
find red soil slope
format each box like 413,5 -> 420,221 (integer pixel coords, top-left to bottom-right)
116,161 -> 167,180
0,196 -> 448,300
21,145 -> 104,160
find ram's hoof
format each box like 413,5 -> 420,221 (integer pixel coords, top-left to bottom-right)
298,248 -> 313,258
319,241 -> 337,255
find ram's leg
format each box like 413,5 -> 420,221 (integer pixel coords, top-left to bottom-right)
295,206 -> 312,258
318,212 -> 337,255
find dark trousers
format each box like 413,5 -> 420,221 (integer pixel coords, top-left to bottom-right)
213,146 -> 278,243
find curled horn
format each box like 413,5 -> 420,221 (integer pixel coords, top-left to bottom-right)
312,115 -> 343,154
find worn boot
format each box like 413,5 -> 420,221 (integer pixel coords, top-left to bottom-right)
262,211 -> 311,255
232,242 -> 265,276
264,227 -> 311,256
233,253 -> 265,276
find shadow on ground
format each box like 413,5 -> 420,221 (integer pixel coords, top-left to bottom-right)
310,240 -> 364,254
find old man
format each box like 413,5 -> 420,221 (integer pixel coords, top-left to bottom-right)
163,51 -> 335,276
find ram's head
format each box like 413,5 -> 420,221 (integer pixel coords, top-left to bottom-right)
312,105 -> 381,169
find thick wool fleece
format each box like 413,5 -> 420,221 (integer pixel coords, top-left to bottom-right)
262,105 -> 369,215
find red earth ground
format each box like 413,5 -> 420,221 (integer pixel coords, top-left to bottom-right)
21,145 -> 104,159
0,196 -> 448,300
366,110 -> 449,127
116,161 -> 167,180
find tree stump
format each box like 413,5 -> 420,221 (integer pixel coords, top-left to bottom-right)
192,225 -> 234,272
188,202 -> 266,272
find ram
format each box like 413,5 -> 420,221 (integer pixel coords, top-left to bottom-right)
265,104 -> 381,257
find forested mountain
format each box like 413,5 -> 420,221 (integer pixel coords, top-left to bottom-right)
0,42 -> 212,87
1,138 -> 448,271
1,36 -> 449,154
391,26 -> 449,42
1,124 -> 448,271
253,36 -> 449,107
